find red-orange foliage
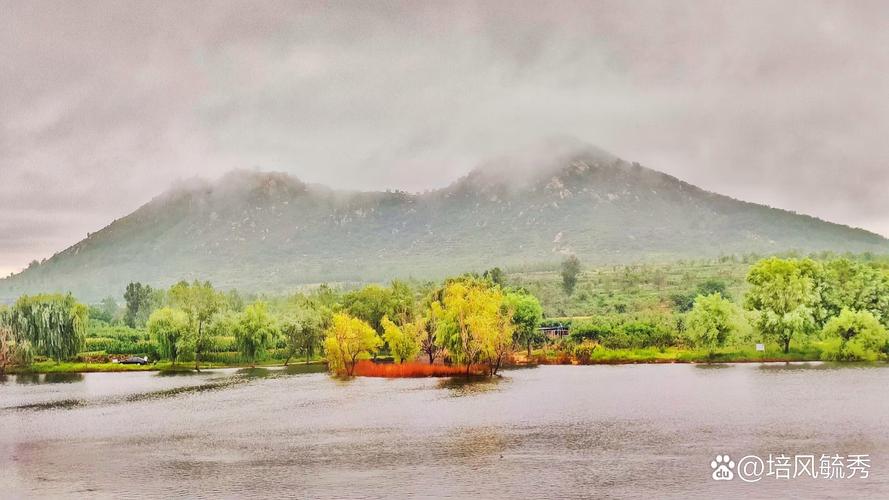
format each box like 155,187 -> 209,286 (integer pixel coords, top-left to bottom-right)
353,360 -> 485,378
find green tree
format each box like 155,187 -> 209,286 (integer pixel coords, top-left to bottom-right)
671,280 -> 731,312
124,282 -> 160,328
323,313 -> 381,376
819,259 -> 889,328
343,285 -> 394,334
8,294 -> 87,363
744,258 -> 819,353
168,280 -> 224,370
686,293 -> 742,355
380,315 -> 420,363
820,309 -> 889,361
279,302 -> 329,365
389,280 -> 416,323
561,255 -> 581,295
0,308 -> 13,373
234,302 -> 278,367
483,267 -> 507,287
504,290 -> 543,356
147,307 -> 189,365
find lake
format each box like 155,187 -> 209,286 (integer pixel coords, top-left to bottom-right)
2,363 -> 888,499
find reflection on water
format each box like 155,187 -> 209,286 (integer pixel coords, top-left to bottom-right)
43,373 -> 85,384
0,372 -> 86,385
12,373 -> 42,385
282,363 -> 328,376
437,376 -> 503,396
156,369 -> 206,377
2,363 -> 889,498
235,367 -> 272,379
691,363 -> 734,370
757,360 -> 889,372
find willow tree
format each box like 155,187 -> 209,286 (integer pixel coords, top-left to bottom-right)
820,309 -> 889,361
381,315 -> 420,363
8,294 -> 87,363
686,293 -> 743,357
432,278 -> 514,376
0,309 -> 12,373
234,302 -> 279,368
744,258 -> 819,353
324,313 -> 381,376
168,281 -> 223,370
147,307 -> 190,365
279,301 -> 329,365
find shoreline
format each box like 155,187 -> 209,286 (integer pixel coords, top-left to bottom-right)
2,360 -> 327,375
4,356 -> 870,376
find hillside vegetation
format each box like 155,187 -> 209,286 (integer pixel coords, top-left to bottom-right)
3,145 -> 887,301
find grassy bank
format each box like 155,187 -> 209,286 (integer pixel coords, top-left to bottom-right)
525,343 -> 830,365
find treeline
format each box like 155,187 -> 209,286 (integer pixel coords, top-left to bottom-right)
2,255 -> 889,375
551,257 -> 889,362
0,272 -> 543,377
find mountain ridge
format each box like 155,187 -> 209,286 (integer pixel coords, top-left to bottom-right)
3,146 -> 887,301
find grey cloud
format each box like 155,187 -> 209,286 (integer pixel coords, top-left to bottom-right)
1,0 -> 888,273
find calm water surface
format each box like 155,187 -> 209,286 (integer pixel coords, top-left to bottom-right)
2,363 -> 888,499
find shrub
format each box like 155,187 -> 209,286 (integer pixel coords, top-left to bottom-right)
573,341 -> 598,364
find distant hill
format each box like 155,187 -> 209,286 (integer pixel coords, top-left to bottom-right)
3,144 -> 887,301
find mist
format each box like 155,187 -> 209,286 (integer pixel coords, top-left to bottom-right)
2,0 -> 888,274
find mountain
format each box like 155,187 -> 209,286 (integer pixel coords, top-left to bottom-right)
2,145 -> 887,301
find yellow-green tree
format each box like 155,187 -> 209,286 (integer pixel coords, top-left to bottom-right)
820,309 -> 889,361
744,258 -> 819,353
381,315 -> 420,363
432,279 -> 515,376
324,313 -> 381,376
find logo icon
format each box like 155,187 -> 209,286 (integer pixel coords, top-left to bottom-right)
711,454 -> 736,481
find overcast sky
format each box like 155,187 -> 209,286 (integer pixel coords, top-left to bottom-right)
2,1 -> 888,275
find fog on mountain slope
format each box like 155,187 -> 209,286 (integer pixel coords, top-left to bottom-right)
2,145 -> 887,302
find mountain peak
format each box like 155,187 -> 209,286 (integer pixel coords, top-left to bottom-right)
2,145 -> 887,301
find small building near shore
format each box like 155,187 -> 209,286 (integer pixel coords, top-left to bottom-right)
539,324 -> 569,339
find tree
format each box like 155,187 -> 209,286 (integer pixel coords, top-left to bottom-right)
416,314 -> 441,364
820,309 -> 889,361
561,255 -> 581,295
168,281 -> 224,370
0,308 -> 12,374
504,290 -> 543,356
819,259 -> 889,328
432,278 -> 513,375
8,294 -> 87,363
381,315 -> 420,363
147,307 -> 189,365
672,280 -> 731,313
279,301 -> 329,365
483,267 -> 506,287
234,302 -> 278,367
323,313 -> 381,376
124,282 -> 160,328
343,285 -> 394,334
744,258 -> 819,353
389,280 -> 416,323
481,304 -> 516,376
686,294 -> 742,355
